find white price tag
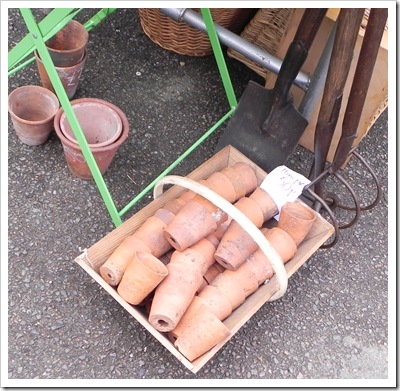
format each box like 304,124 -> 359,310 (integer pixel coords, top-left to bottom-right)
260,166 -> 310,220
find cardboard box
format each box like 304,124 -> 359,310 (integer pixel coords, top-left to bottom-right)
75,146 -> 334,373
264,8 -> 388,165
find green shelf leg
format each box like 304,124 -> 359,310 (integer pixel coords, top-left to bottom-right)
201,8 -> 237,109
19,8 -> 123,227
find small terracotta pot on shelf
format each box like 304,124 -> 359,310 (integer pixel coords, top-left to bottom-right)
59,100 -> 123,148
35,50 -> 87,100
53,98 -> 129,180
45,19 -> 89,67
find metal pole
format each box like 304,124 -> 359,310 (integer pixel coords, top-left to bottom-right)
160,8 -> 311,91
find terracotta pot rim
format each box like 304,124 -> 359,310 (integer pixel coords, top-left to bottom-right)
45,20 -> 89,55
34,49 -> 87,70
8,85 -> 59,125
281,201 -> 316,222
59,100 -> 123,148
54,97 -> 129,152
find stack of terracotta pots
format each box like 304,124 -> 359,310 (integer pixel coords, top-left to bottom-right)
35,20 -> 89,100
99,163 -> 317,362
53,97 -> 129,179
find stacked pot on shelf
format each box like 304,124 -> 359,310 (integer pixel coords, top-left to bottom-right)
8,19 -> 129,179
35,19 -> 89,100
99,162 -> 317,362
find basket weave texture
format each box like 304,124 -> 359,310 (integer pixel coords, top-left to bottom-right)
227,8 -> 293,80
138,8 -> 255,57
227,8 -> 387,81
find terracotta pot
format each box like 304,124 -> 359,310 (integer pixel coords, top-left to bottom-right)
264,227 -> 297,263
148,234 -> 219,332
211,273 -> 246,310
222,162 -> 258,199
203,264 -> 222,284
8,85 -> 59,146
99,235 -> 151,286
214,197 -> 264,270
243,249 -> 275,285
53,98 -> 129,180
168,295 -> 205,343
135,211 -> 175,258
230,162 -> 258,193
163,165 -> 255,252
162,198 -> 187,215
163,198 -> 218,252
278,202 -> 317,246
117,251 -> 168,305
149,261 -> 204,332
249,187 -> 279,221
174,304 -> 231,362
35,50 -> 87,100
169,284 -> 232,342
224,267 -> 259,297
198,284 -> 233,320
60,100 -> 122,148
204,171 -> 236,203
45,20 -> 89,67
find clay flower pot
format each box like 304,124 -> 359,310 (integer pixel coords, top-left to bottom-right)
163,198 -> 219,252
278,202 -> 317,246
149,260 -> 204,332
60,100 -> 122,148
264,227 -> 297,263
35,50 -> 87,100
8,85 -> 59,146
99,235 -> 151,286
239,227 -> 297,286
174,304 -> 231,362
214,197 -> 265,271
117,251 -> 168,305
204,171 -> 236,203
248,187 -> 279,221
53,98 -> 129,180
45,19 -> 89,67
210,273 -> 246,310
100,197 -> 188,286
224,267 -> 259,297
223,162 -> 258,199
134,209 -> 176,258
148,235 -> 219,332
203,263 -> 222,284
169,285 -> 232,342
164,164 -> 257,252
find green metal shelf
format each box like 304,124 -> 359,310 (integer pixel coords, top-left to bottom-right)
8,8 -> 237,227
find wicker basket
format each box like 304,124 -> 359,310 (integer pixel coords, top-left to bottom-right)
138,8 -> 256,57
227,8 -> 293,81
227,8 -> 387,82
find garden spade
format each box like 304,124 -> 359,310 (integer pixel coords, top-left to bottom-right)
216,8 -> 326,173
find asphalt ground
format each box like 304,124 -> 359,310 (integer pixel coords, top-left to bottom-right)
4,7 -> 394,387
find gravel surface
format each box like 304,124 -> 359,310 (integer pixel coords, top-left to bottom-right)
5,7 -> 393,387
